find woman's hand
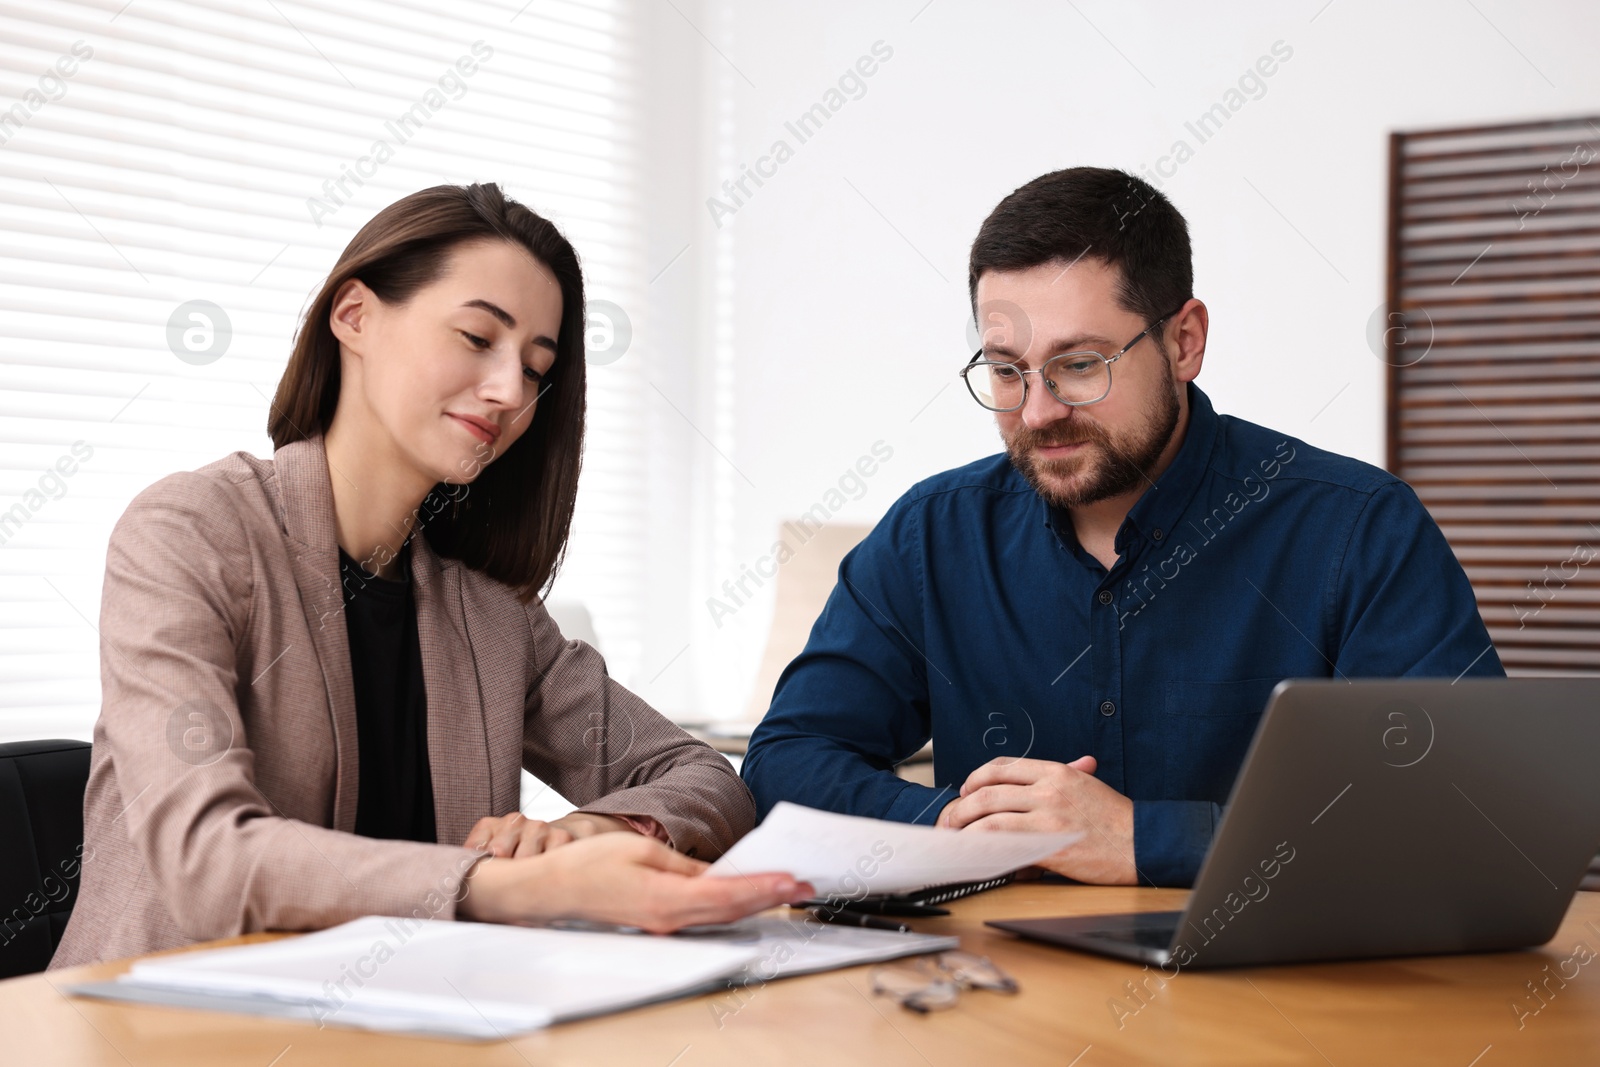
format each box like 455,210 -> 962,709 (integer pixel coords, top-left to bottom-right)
464,811 -> 637,858
457,833 -> 813,934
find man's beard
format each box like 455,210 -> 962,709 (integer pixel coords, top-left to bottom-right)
1004,374 -> 1182,509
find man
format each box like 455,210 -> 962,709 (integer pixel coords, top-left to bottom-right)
741,166 -> 1502,887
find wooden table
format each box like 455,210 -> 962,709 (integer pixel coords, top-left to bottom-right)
7,886 -> 1600,1066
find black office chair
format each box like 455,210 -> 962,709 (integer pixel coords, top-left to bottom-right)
0,739 -> 92,978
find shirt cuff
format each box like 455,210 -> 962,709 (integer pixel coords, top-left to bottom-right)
1133,799 -> 1220,887
884,782 -> 957,826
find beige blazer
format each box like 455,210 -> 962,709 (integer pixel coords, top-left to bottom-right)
50,436 -> 753,968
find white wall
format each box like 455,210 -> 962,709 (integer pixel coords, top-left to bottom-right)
6,1 -> 1593,737
659,0 -> 1600,718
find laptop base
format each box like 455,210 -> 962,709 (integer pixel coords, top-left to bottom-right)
987,912 -> 1182,966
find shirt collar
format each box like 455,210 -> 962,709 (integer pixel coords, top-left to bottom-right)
1040,381 -> 1221,556
1119,381 -> 1220,551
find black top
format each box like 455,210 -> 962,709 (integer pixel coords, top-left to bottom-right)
339,542 -> 437,844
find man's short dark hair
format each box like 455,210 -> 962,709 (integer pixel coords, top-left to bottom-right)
967,167 -> 1193,329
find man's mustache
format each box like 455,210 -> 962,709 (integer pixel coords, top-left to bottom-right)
1007,422 -> 1107,451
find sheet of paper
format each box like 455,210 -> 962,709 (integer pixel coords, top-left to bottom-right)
104,916 -> 762,1040
706,801 -> 1083,896
73,913 -> 960,1039
675,914 -> 959,987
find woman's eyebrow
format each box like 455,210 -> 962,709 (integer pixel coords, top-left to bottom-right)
462,298 -> 516,328
463,298 -> 557,352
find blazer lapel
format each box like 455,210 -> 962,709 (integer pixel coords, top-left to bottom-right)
411,537 -> 495,846
274,436 -> 363,832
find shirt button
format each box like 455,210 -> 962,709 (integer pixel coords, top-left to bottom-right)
1099,700 -> 1116,717
1096,590 -> 1113,605
1152,528 -> 1164,541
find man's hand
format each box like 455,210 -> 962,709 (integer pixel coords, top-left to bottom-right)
464,811 -> 637,858
458,833 -> 815,934
936,756 -> 1138,885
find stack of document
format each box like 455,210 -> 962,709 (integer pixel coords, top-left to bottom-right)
71,913 -> 956,1040
78,918 -> 755,1039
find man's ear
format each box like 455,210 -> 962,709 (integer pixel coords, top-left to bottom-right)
328,277 -> 375,352
1170,298 -> 1208,385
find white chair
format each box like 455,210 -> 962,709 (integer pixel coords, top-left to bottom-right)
517,599 -> 600,822
694,522 -> 936,785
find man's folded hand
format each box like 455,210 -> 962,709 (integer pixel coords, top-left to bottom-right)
937,755 -> 1138,885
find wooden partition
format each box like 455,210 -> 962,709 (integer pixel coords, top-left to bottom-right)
1385,116 -> 1600,675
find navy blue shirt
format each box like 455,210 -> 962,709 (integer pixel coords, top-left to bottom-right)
742,384 -> 1503,886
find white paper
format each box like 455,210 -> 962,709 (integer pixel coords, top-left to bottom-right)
77,912 -> 963,1040
677,915 -> 959,985
118,916 -> 761,1039
706,801 -> 1083,896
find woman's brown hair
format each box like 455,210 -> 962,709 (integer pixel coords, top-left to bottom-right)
269,182 -> 586,603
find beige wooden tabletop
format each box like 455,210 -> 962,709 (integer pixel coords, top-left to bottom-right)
5,885 -> 1599,1066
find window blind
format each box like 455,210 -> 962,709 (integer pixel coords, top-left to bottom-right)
0,0 -> 649,743
1385,115 -> 1600,676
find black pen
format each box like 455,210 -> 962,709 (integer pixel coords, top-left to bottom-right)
804,907 -> 912,933
795,898 -> 948,918
843,899 -> 950,918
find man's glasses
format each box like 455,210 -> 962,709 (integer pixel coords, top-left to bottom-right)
870,951 -> 1018,1013
961,305 -> 1185,411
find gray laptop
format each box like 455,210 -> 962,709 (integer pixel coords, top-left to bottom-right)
987,678 -> 1600,968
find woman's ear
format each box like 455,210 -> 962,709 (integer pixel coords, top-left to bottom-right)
328,278 -> 375,354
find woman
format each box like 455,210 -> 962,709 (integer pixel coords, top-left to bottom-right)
50,184 -> 807,968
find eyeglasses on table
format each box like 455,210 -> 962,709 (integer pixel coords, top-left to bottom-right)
870,951 -> 1018,1013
